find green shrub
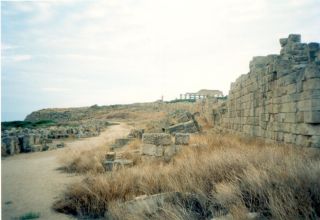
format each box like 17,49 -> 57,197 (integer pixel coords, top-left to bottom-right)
18,212 -> 40,220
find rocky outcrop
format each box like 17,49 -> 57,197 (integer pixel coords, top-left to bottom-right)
213,34 -> 320,147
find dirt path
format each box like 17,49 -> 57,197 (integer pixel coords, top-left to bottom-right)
1,123 -> 131,220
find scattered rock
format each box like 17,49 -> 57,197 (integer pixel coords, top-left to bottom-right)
122,192 -> 176,216
211,212 -> 260,220
56,142 -> 65,148
113,192 -> 219,219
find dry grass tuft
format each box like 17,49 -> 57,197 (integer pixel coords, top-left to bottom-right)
58,147 -> 107,174
54,131 -> 320,219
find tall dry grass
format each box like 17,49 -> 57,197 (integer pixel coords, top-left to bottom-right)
53,131 -> 320,219
58,146 -> 108,174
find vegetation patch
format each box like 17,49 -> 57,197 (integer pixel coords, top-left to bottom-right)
53,132 -> 320,219
17,212 -> 40,220
2,120 -> 56,130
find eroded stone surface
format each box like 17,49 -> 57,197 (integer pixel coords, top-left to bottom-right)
175,133 -> 190,145
213,34 -> 320,147
141,144 -> 164,157
142,133 -> 172,146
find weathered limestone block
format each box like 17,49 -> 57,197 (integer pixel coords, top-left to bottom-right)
175,133 -> 190,145
167,120 -> 199,134
167,123 -> 185,133
142,133 -> 172,146
104,161 -> 113,171
304,64 -> 320,80
304,111 -> 320,124
141,144 -> 164,157
106,152 -> 116,161
308,43 -> 320,61
295,123 -> 320,136
288,34 -> 301,43
296,135 -> 312,147
117,192 -> 190,218
311,136 -> 320,148
128,129 -> 144,139
2,136 -> 16,155
20,135 -> 35,152
104,159 -> 133,171
297,99 -> 320,111
303,78 -> 320,91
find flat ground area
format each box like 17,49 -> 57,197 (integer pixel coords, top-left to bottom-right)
1,123 -> 131,220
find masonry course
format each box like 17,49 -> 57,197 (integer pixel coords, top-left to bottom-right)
213,34 -> 320,147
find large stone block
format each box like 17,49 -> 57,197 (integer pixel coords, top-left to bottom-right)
174,133 -> 190,145
2,136 -> 15,155
296,135 -> 312,147
167,120 -> 199,134
303,78 -> 320,91
141,144 -> 164,157
308,43 -> 320,61
304,64 -> 320,79
297,99 -> 320,111
103,159 -> 133,171
128,129 -> 144,139
288,34 -> 301,43
304,111 -> 320,124
311,136 -> 320,148
295,123 -> 320,135
106,152 -> 116,161
142,133 -> 172,146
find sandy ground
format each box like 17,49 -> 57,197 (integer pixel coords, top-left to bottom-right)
1,123 -> 131,220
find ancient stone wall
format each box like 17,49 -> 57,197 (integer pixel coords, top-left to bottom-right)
213,34 -> 320,147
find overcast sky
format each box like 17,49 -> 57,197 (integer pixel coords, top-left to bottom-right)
1,0 -> 320,121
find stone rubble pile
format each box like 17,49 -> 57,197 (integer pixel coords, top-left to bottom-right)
213,34 -> 320,147
1,122 -> 107,156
